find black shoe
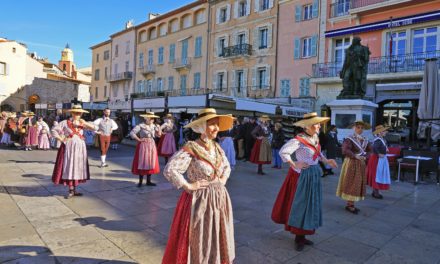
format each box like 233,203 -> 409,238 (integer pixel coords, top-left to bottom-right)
146,182 -> 157,186
328,171 -> 334,175
345,205 -> 359,214
372,192 -> 383,199
303,238 -> 314,246
295,242 -> 305,251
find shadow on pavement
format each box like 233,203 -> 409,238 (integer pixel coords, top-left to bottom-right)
73,216 -> 148,232
8,159 -> 55,164
0,245 -> 135,263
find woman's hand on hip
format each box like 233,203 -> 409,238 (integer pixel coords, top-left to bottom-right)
183,180 -> 210,192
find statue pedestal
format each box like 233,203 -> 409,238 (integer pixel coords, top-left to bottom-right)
327,99 -> 378,141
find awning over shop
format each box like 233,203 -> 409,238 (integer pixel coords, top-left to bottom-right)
235,99 -> 308,117
83,102 -> 107,110
325,10 -> 440,38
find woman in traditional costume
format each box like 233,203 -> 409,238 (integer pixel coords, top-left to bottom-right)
50,121 -> 63,149
37,116 -> 51,150
162,108 -> 235,264
271,122 -> 285,169
366,125 -> 391,199
250,115 -> 272,175
130,112 -> 161,187
271,112 -> 337,251
157,113 -> 177,164
24,112 -> 38,151
51,105 -> 95,198
336,120 -> 372,214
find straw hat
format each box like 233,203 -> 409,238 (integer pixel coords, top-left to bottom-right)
258,115 -> 271,122
373,125 -> 390,135
27,111 -> 35,116
293,112 -> 330,128
140,111 -> 159,119
350,120 -> 371,129
184,108 -> 234,131
67,104 -> 89,114
163,113 -> 174,119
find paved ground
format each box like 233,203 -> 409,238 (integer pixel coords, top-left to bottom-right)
1,144 -> 440,264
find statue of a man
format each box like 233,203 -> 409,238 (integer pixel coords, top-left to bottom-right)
338,37 -> 371,98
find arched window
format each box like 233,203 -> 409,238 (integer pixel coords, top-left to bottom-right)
195,9 -> 206,24
182,14 -> 192,29
170,19 -> 179,33
149,28 -> 157,40
159,23 -> 167,36
139,30 -> 147,43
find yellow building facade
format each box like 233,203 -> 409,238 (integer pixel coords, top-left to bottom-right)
90,40 -> 111,103
134,1 -> 209,98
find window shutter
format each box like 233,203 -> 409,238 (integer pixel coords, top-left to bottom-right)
225,35 -> 229,47
246,0 -> 251,15
216,8 -> 220,24
266,65 -> 271,88
254,0 -> 259,12
267,24 -> 273,48
253,28 -> 259,48
243,68 -> 248,88
295,5 -> 301,22
226,4 -> 231,21
294,37 -> 300,60
223,71 -> 228,90
312,0 -> 319,18
245,29 -> 250,44
269,0 -> 274,9
305,78 -> 310,96
311,35 -> 317,57
251,67 -> 257,90
232,70 -> 236,89
5,63 -> 10,75
213,73 -> 217,89
234,1 -> 239,18
215,38 -> 219,57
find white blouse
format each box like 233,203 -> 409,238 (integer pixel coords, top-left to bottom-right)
279,137 -> 323,173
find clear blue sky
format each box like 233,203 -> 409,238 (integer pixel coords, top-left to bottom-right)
0,0 -> 194,68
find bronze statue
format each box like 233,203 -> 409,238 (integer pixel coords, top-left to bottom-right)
338,37 -> 371,99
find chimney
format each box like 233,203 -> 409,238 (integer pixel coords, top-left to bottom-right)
148,13 -> 160,21
125,20 -> 134,29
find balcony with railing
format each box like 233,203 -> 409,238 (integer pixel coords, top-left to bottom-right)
350,0 -> 412,13
312,50 -> 440,79
222,44 -> 252,58
173,58 -> 191,70
140,64 -> 156,75
108,72 -> 133,82
130,90 -> 166,99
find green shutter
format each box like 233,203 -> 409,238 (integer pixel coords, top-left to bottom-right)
295,5 -> 302,22
311,35 -> 317,57
294,37 -> 300,60
312,0 -> 318,18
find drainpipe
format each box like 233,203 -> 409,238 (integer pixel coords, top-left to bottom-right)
274,0 -> 280,99
205,1 -> 212,90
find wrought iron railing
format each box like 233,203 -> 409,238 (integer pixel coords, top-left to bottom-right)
312,50 -> 440,78
140,64 -> 156,74
173,58 -> 191,69
351,0 -> 392,9
131,90 -> 166,98
330,1 -> 351,18
223,44 -> 252,58
108,72 -> 133,82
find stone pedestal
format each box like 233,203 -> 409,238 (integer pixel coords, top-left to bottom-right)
327,99 -> 378,141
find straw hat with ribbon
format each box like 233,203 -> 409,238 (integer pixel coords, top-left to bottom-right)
373,125 -> 390,135
140,111 -> 159,119
258,115 -> 271,122
67,104 -> 89,114
184,108 -> 234,132
293,112 -> 330,128
350,120 -> 371,129
26,111 -> 36,116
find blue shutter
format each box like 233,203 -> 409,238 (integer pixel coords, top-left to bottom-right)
312,0 -> 318,18
295,5 -> 302,22
311,35 -> 317,57
169,44 -> 175,63
195,37 -> 202,57
305,78 -> 310,96
294,37 -> 300,60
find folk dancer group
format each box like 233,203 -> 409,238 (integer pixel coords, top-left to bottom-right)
41,104 -> 393,261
